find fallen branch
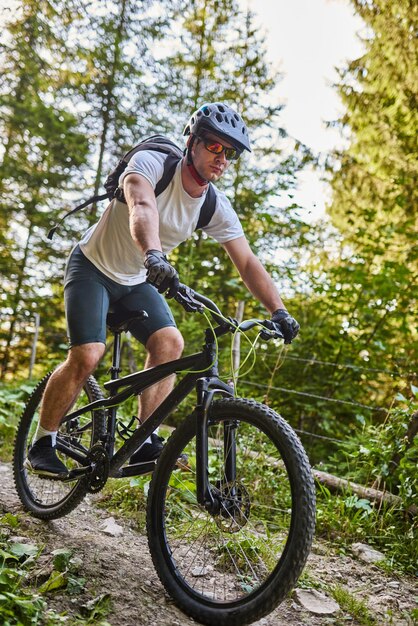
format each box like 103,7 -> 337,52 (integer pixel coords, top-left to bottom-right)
313,468 -> 417,516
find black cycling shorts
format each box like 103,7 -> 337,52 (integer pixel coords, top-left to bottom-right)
64,246 -> 176,347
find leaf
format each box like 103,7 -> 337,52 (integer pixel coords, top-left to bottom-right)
0,568 -> 20,590
67,575 -> 86,595
52,548 -> 72,572
0,548 -> 19,562
410,384 -> 418,397
0,513 -> 20,528
39,570 -> 68,593
9,543 -> 39,558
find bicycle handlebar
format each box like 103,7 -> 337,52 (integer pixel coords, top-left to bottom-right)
173,283 -> 284,340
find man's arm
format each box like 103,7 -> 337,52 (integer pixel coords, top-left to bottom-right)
123,172 -> 162,253
223,236 -> 286,314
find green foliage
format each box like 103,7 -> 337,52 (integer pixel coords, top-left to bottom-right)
97,477 -> 148,532
313,392 -> 417,575
0,381 -> 35,460
315,484 -> 417,575
305,0 -> 418,430
0,514 -> 109,625
327,392 -> 418,509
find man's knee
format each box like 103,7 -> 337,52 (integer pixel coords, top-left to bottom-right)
146,327 -> 184,361
67,343 -> 105,379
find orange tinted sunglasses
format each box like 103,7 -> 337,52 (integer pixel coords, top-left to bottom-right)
200,137 -> 239,161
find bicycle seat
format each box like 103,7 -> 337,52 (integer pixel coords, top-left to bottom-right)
106,308 -> 148,333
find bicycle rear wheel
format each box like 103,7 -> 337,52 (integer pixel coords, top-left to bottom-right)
147,397 -> 316,626
13,373 -> 105,520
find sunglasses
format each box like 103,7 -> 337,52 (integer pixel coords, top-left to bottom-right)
200,136 -> 240,161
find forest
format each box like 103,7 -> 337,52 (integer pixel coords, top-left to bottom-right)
0,0 -> 417,623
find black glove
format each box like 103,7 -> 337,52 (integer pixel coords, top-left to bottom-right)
270,308 -> 300,344
144,250 -> 179,298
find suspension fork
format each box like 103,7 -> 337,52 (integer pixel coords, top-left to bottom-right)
195,377 -> 235,514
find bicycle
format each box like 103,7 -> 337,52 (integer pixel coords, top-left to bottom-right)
13,284 -> 316,626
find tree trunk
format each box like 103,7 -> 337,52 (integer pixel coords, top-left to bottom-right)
90,0 -> 128,219
0,221 -> 34,379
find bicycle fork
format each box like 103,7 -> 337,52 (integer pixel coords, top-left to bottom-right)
195,377 -> 236,514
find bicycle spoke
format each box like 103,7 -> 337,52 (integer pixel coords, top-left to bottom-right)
159,416 -> 295,603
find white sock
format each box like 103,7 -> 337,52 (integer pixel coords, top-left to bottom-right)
33,424 -> 57,446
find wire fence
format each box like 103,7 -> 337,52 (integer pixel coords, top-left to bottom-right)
240,379 -> 389,413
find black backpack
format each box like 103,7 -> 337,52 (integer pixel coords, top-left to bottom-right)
47,135 -> 217,240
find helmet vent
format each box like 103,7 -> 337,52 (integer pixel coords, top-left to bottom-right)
183,102 -> 251,152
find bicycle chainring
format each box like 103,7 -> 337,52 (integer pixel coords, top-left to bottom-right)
214,480 -> 251,533
85,444 -> 109,493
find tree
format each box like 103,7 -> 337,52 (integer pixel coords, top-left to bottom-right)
0,0 -> 89,379
283,0 -> 418,447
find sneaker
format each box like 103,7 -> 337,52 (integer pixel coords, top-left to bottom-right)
129,433 -> 164,465
24,435 -> 68,478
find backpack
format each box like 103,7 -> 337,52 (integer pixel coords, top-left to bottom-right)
47,135 -> 217,240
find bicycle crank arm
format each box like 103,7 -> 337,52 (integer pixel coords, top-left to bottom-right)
61,465 -> 92,482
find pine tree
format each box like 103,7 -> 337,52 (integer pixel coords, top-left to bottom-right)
0,0 -> 89,378
288,0 -> 418,440
162,1 -> 309,319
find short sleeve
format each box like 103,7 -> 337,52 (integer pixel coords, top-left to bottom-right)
119,150 -> 166,189
202,190 -> 244,243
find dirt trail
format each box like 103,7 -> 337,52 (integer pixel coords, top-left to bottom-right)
0,462 -> 416,626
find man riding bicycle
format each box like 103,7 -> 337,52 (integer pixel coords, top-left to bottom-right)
26,102 -> 300,478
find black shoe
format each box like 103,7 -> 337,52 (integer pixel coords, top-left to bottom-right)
129,433 -> 164,465
25,435 -> 68,478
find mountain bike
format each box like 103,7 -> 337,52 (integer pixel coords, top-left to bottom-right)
13,284 -> 316,626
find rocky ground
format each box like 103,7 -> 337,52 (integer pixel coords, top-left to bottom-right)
0,461 -> 416,626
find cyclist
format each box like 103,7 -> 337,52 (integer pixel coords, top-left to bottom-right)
26,102 -> 300,478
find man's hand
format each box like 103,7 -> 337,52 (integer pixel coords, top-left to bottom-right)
270,309 -> 300,344
144,250 -> 179,298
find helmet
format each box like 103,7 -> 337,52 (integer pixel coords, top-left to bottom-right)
183,102 -> 251,153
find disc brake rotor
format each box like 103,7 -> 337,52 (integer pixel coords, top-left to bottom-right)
214,480 -> 251,533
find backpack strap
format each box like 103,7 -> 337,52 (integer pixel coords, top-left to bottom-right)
195,183 -> 217,230
47,191 -> 111,240
115,152 -> 182,204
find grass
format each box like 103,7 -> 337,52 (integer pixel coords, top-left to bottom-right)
315,483 -> 417,576
331,585 -> 377,625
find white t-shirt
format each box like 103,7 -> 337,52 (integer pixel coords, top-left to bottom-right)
79,150 -> 244,285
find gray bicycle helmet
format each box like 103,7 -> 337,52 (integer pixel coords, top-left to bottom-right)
183,102 -> 251,154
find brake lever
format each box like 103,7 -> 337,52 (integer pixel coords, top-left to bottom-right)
174,286 -> 204,313
259,320 -> 284,341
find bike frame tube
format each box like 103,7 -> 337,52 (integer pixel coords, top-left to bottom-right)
57,320 -> 238,507
59,350 -> 210,425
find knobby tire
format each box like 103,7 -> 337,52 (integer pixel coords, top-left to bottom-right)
147,397 -> 316,626
13,373 -> 105,520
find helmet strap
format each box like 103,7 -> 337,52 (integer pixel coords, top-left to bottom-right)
186,135 -> 208,186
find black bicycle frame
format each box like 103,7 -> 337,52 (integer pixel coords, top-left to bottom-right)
58,326 -> 235,510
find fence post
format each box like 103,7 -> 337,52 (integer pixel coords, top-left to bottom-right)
28,313 -> 40,380
230,301 -> 245,384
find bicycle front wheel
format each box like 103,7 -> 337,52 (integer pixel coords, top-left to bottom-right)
147,397 -> 316,626
13,373 -> 105,520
